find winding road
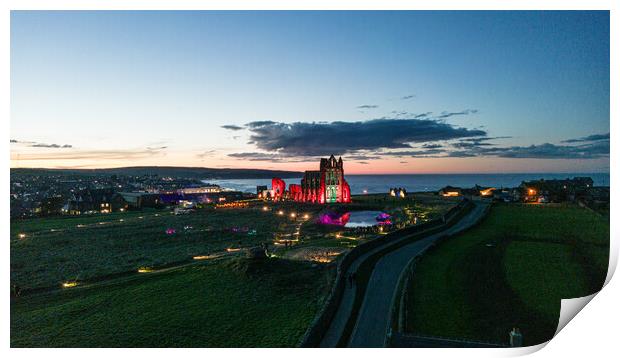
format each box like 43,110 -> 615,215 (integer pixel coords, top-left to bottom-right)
319,201 -> 489,348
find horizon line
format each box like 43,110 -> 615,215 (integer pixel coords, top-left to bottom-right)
9,165 -> 610,176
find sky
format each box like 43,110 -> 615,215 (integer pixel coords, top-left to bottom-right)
10,11 -> 610,174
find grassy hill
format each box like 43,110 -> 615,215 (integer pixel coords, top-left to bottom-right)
405,203 -> 609,346
11,258 -> 331,347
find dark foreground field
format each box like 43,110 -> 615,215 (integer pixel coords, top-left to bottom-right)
11,258 -> 331,347
405,203 -> 609,346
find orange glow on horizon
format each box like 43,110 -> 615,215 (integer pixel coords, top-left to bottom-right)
10,150 -> 610,175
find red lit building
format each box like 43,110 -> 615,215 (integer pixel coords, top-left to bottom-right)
289,184 -> 303,201
271,177 -> 286,201
272,155 -> 351,204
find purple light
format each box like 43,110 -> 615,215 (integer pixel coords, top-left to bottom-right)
318,212 -> 351,226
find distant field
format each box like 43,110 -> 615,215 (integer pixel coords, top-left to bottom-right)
11,258 -> 331,347
405,203 -> 609,346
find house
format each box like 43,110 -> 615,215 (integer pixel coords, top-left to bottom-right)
438,186 -> 462,197
111,192 -> 161,211
65,188 -> 116,215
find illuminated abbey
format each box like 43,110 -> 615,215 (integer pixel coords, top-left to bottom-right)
272,155 -> 351,204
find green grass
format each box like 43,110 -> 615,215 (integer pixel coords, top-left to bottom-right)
11,207 -> 290,289
405,203 -> 609,346
11,258 -> 331,347
11,195 -> 452,290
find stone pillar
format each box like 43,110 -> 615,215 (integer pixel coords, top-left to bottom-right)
509,327 -> 523,347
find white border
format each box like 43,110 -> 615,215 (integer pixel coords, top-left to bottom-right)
2,2 -> 616,358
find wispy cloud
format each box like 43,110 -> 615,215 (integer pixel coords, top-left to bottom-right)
197,149 -> 217,159
221,125 -> 244,131
11,139 -> 71,148
357,104 -> 379,109
437,109 -> 479,119
227,152 -> 314,162
561,132 -> 609,143
11,147 -> 167,161
401,94 -> 416,100
30,143 -> 73,148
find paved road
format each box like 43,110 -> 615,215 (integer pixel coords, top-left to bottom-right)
347,201 -> 488,347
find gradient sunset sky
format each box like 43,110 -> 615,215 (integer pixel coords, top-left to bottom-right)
10,11 -> 609,174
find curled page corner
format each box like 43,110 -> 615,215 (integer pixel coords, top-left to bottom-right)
555,293 -> 598,337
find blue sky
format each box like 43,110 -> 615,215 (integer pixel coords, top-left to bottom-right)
10,11 -> 610,173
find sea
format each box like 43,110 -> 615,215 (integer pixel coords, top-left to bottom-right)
206,173 -> 610,195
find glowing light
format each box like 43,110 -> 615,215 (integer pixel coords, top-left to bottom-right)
119,208 -> 125,212
363,189 -> 368,194
98,222 -> 105,225
303,214 -> 310,219
335,234 -> 342,239
528,188 -> 536,195
62,281 -> 78,288
226,248 -> 241,252
290,212 -> 296,218
480,188 -> 495,197
278,210 -> 284,216
76,224 -> 85,228
119,219 -> 124,222
193,255 -> 214,260
442,192 -> 460,197
263,206 -> 269,211
138,267 -> 154,273
18,233 -> 26,239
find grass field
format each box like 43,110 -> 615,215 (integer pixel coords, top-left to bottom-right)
11,194 -> 454,291
11,258 -> 331,347
405,203 -> 609,346
10,193 -> 457,347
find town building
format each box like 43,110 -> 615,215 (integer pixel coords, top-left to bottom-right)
519,177 -> 593,203
438,186 -> 462,197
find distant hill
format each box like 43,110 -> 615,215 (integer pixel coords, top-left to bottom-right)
10,166 -> 303,180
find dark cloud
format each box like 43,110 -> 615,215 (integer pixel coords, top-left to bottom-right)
382,148 -> 444,157
10,139 -> 18,143
562,133 -> 609,143
422,143 -> 443,149
449,141 -> 609,159
415,112 -> 433,119
401,94 -> 416,100
452,136 -> 512,148
147,146 -> 167,150
221,125 -> 244,131
246,120 -> 277,128
244,119 -> 486,156
357,104 -> 379,109
488,142 -> 609,159
357,161 -> 370,165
